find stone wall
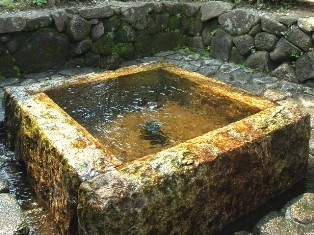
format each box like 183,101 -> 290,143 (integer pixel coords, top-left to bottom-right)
0,1 -> 313,83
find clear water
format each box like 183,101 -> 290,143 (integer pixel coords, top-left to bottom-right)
0,142 -> 60,235
46,70 -> 260,162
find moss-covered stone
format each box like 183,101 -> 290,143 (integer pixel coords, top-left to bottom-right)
168,14 -> 181,31
115,22 -> 136,43
102,15 -> 121,32
152,31 -> 184,52
134,32 -> 153,56
14,29 -> 69,73
147,13 -> 170,34
0,53 -> 17,77
113,43 -> 134,59
91,35 -> 114,55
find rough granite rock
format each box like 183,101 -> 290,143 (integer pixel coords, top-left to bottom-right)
210,28 -> 233,61
115,22 -> 137,42
255,32 -> 278,51
246,51 -> 273,72
71,38 -> 92,56
182,4 -> 200,17
297,17 -> 314,33
121,3 -> 154,25
91,35 -> 114,55
186,36 -> 206,53
200,1 -> 234,21
23,11 -> 52,31
51,9 -> 68,32
233,34 -> 254,55
0,14 -> 26,33
295,51 -> 314,82
66,15 -> 91,41
287,25 -> 313,52
218,9 -> 260,35
270,38 -> 302,63
282,193 -> 314,226
201,19 -> 219,46
0,179 -> 9,193
0,193 -> 29,235
271,62 -> 296,82
230,46 -> 246,64
189,12 -> 204,36
261,15 -> 287,36
91,22 -> 104,40
14,30 -> 69,72
76,102 -> 310,234
147,13 -> 170,34
253,211 -> 304,235
79,5 -> 114,19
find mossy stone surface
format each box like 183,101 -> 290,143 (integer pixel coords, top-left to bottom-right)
152,31 -> 184,52
91,35 -> 114,55
114,43 -> 134,59
14,29 -> 69,73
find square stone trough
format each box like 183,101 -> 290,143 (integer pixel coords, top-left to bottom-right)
4,62 -> 310,234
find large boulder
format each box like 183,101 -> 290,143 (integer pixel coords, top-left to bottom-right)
189,12 -> 204,36
23,11 -> 52,31
121,3 -> 154,25
253,211 -> 303,235
246,51 -> 273,72
66,15 -> 91,42
233,34 -> 254,55
270,38 -> 302,63
282,193 -> 314,231
271,62 -> 296,82
147,13 -> 170,34
91,22 -> 104,40
218,9 -> 260,35
152,31 -> 183,52
0,193 -> 29,235
15,29 -> 69,73
261,15 -> 287,36
91,35 -> 114,55
79,5 -> 114,19
200,1 -> 234,21
297,17 -> 314,33
71,38 -> 92,56
186,36 -> 206,53
0,13 -> 26,33
295,51 -> 314,82
51,9 -> 68,32
210,29 -> 233,61
115,22 -> 136,43
287,25 -> 313,52
255,32 -> 278,51
201,19 -> 219,46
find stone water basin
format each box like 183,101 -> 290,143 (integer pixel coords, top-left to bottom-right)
4,62 -> 310,234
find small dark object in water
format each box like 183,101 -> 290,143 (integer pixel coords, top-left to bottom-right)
141,120 -> 163,135
140,121 -> 168,145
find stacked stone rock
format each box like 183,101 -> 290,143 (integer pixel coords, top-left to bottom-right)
0,1 -> 313,84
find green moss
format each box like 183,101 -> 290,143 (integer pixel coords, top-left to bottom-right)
169,14 -> 181,31
92,35 -> 114,55
113,43 -> 134,59
103,15 -> 121,32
